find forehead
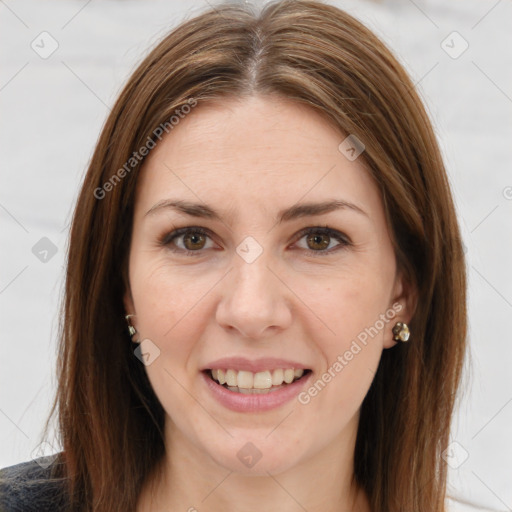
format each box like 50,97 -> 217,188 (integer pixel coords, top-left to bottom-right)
134,95 -> 381,221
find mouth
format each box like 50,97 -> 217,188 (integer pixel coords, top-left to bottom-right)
203,368 -> 312,394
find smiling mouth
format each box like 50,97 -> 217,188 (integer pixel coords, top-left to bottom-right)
204,368 -> 312,394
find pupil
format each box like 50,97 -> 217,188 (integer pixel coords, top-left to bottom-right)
308,233 -> 329,250
185,233 -> 204,250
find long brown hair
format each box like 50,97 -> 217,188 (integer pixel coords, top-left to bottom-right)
39,1 -> 468,510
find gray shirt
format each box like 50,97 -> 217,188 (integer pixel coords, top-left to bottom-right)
0,453 -> 69,511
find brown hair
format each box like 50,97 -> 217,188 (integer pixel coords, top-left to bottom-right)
39,1 -> 468,510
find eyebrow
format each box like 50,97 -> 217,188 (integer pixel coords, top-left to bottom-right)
144,199 -> 368,223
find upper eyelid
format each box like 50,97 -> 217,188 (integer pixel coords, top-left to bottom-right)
292,226 -> 349,245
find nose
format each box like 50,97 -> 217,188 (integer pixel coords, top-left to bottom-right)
215,252 -> 292,339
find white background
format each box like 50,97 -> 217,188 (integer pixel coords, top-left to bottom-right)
1,0 -> 511,510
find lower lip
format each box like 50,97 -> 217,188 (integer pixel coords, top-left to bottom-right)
201,371 -> 312,412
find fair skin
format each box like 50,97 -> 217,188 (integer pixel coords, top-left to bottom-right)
125,95 -> 415,512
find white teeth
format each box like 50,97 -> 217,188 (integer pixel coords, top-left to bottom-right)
237,371 -> 253,389
209,367 -> 307,389
272,368 -> 284,386
283,369 -> 295,384
253,370 -> 272,389
226,369 -> 237,387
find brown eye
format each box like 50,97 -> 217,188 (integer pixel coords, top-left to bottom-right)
182,231 -> 207,250
295,226 -> 350,256
161,227 -> 214,255
306,232 -> 331,251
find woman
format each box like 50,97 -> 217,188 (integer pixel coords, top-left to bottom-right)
0,1 -> 472,510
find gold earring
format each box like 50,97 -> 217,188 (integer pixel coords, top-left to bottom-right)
392,322 -> 410,342
125,314 -> 139,343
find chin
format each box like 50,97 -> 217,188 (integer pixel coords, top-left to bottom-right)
204,435 -> 305,476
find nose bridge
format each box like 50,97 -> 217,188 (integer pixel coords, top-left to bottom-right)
230,231 -> 274,291
230,246 -> 277,308
233,251 -> 275,301
216,242 -> 291,338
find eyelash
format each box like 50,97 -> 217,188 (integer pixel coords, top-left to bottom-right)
158,225 -> 351,257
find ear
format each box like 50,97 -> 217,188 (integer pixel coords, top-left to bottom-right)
383,269 -> 418,349
123,288 -> 134,314
122,262 -> 134,313
123,281 -> 137,325
123,286 -> 139,338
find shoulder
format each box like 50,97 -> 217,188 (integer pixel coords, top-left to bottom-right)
0,452 -> 70,512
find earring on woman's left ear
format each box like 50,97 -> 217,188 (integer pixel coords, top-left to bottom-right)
392,322 -> 410,342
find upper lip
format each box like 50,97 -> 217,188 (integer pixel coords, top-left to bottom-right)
202,357 -> 311,373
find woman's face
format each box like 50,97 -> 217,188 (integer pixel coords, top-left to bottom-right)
124,95 -> 413,476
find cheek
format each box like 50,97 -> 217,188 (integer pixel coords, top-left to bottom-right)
300,261 -> 394,346
294,259 -> 393,406
128,256 -> 213,386
297,281 -> 386,429
130,254 -> 209,335
129,259 -> 214,422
